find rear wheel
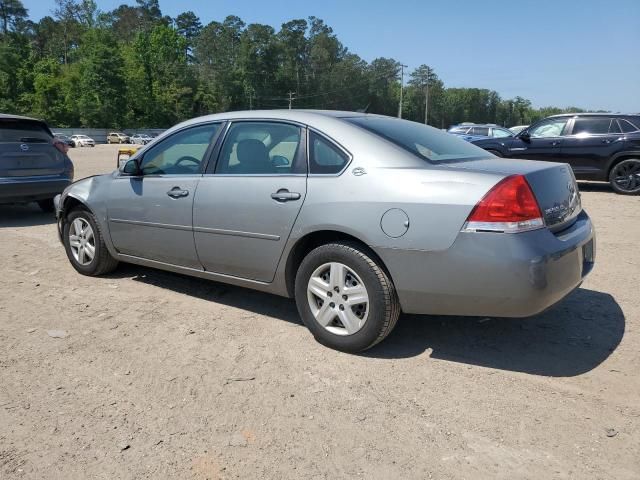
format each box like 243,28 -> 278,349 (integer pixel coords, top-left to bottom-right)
609,159 -> 640,195
63,208 -> 118,276
295,242 -> 400,352
37,198 -> 54,212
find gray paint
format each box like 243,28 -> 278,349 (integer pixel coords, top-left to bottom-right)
56,110 -> 595,317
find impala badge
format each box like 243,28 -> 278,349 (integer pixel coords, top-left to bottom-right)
20,144 -> 29,151
352,167 -> 366,176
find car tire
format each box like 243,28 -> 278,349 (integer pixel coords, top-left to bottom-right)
609,159 -> 640,195
63,208 -> 119,276
294,242 -> 400,352
487,149 -> 503,157
37,198 -> 54,212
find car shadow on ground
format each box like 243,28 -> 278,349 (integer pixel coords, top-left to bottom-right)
577,181 -> 615,194
114,265 -> 624,377
0,204 -> 56,227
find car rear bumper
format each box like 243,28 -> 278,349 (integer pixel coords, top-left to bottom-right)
0,176 -> 71,204
376,210 -> 595,317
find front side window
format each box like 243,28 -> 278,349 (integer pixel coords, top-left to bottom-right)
571,117 -> 612,136
215,122 -> 302,174
140,123 -> 221,175
309,131 -> 350,174
346,116 -> 488,162
529,119 -> 568,138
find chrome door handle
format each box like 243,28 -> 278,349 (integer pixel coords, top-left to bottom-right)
167,187 -> 189,198
271,189 -> 301,202
551,141 -> 562,146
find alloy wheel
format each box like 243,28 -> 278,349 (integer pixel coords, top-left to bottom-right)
613,160 -> 640,193
68,217 -> 96,266
307,262 -> 369,335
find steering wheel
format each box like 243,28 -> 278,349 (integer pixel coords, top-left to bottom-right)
175,156 -> 200,167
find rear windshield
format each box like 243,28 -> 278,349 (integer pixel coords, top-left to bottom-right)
0,120 -> 52,143
345,116 -> 489,162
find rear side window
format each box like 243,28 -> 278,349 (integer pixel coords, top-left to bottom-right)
346,116 -> 488,162
472,126 -> 489,136
309,131 -> 349,174
0,120 -> 52,143
572,117 -> 612,135
620,119 -> 639,133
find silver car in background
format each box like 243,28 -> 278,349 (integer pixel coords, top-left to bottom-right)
54,110 -> 595,352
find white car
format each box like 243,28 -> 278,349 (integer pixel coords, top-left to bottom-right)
70,135 -> 95,148
131,134 -> 152,145
509,125 -> 528,135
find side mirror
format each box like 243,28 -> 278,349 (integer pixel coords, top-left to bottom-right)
519,131 -> 531,142
121,158 -> 141,175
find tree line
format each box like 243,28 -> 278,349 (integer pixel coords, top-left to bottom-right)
0,0 -> 594,128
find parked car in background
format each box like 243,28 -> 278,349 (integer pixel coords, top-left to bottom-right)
131,133 -> 152,145
1,114 -> 74,212
55,110 -> 594,352
472,113 -> 640,194
107,132 -> 130,144
509,125 -> 528,135
53,133 -> 74,146
448,123 -> 514,142
70,134 -> 95,148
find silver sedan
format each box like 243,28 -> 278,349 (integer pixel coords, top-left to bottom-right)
54,110 -> 595,352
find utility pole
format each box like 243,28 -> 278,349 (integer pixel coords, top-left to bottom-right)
247,87 -> 255,110
288,91 -> 296,110
398,63 -> 408,118
424,66 -> 430,125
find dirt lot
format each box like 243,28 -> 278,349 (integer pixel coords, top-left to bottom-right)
1,144 -> 638,479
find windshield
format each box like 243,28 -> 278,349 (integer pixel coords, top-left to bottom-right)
345,116 -> 489,162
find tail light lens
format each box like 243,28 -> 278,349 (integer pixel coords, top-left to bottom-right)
462,174 -> 544,233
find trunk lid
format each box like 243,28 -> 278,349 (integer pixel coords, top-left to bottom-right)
445,157 -> 582,232
0,117 -> 65,177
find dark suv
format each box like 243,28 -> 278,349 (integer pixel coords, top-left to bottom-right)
0,114 -> 74,211
472,114 -> 640,194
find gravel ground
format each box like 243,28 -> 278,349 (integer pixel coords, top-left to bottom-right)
1,144 -> 638,479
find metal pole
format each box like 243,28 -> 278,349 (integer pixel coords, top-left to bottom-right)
288,91 -> 294,110
424,67 -> 430,125
398,64 -> 407,118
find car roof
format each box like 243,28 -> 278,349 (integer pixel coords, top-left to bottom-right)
548,112 -> 639,118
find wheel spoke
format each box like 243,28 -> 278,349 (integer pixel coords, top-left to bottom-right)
315,302 -> 336,327
329,262 -> 346,290
344,285 -> 368,306
72,218 -> 84,236
84,243 -> 95,261
308,276 -> 329,300
338,308 -> 361,334
69,235 -> 81,248
78,245 -> 85,263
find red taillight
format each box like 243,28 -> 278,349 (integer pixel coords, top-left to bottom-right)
463,175 -> 544,233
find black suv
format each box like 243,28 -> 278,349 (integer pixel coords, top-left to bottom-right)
472,113 -> 640,194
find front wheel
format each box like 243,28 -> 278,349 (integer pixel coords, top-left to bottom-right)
295,242 -> 400,352
609,159 -> 640,195
63,208 -> 119,276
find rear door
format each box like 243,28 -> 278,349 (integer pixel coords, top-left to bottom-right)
559,117 -> 626,177
193,121 -> 307,282
0,118 -> 64,177
508,117 -> 569,162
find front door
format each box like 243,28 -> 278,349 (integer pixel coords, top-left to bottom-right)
508,117 -> 570,162
193,121 -> 307,282
107,122 -> 223,268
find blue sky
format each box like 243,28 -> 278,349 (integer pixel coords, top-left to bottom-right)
24,0 -> 640,112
